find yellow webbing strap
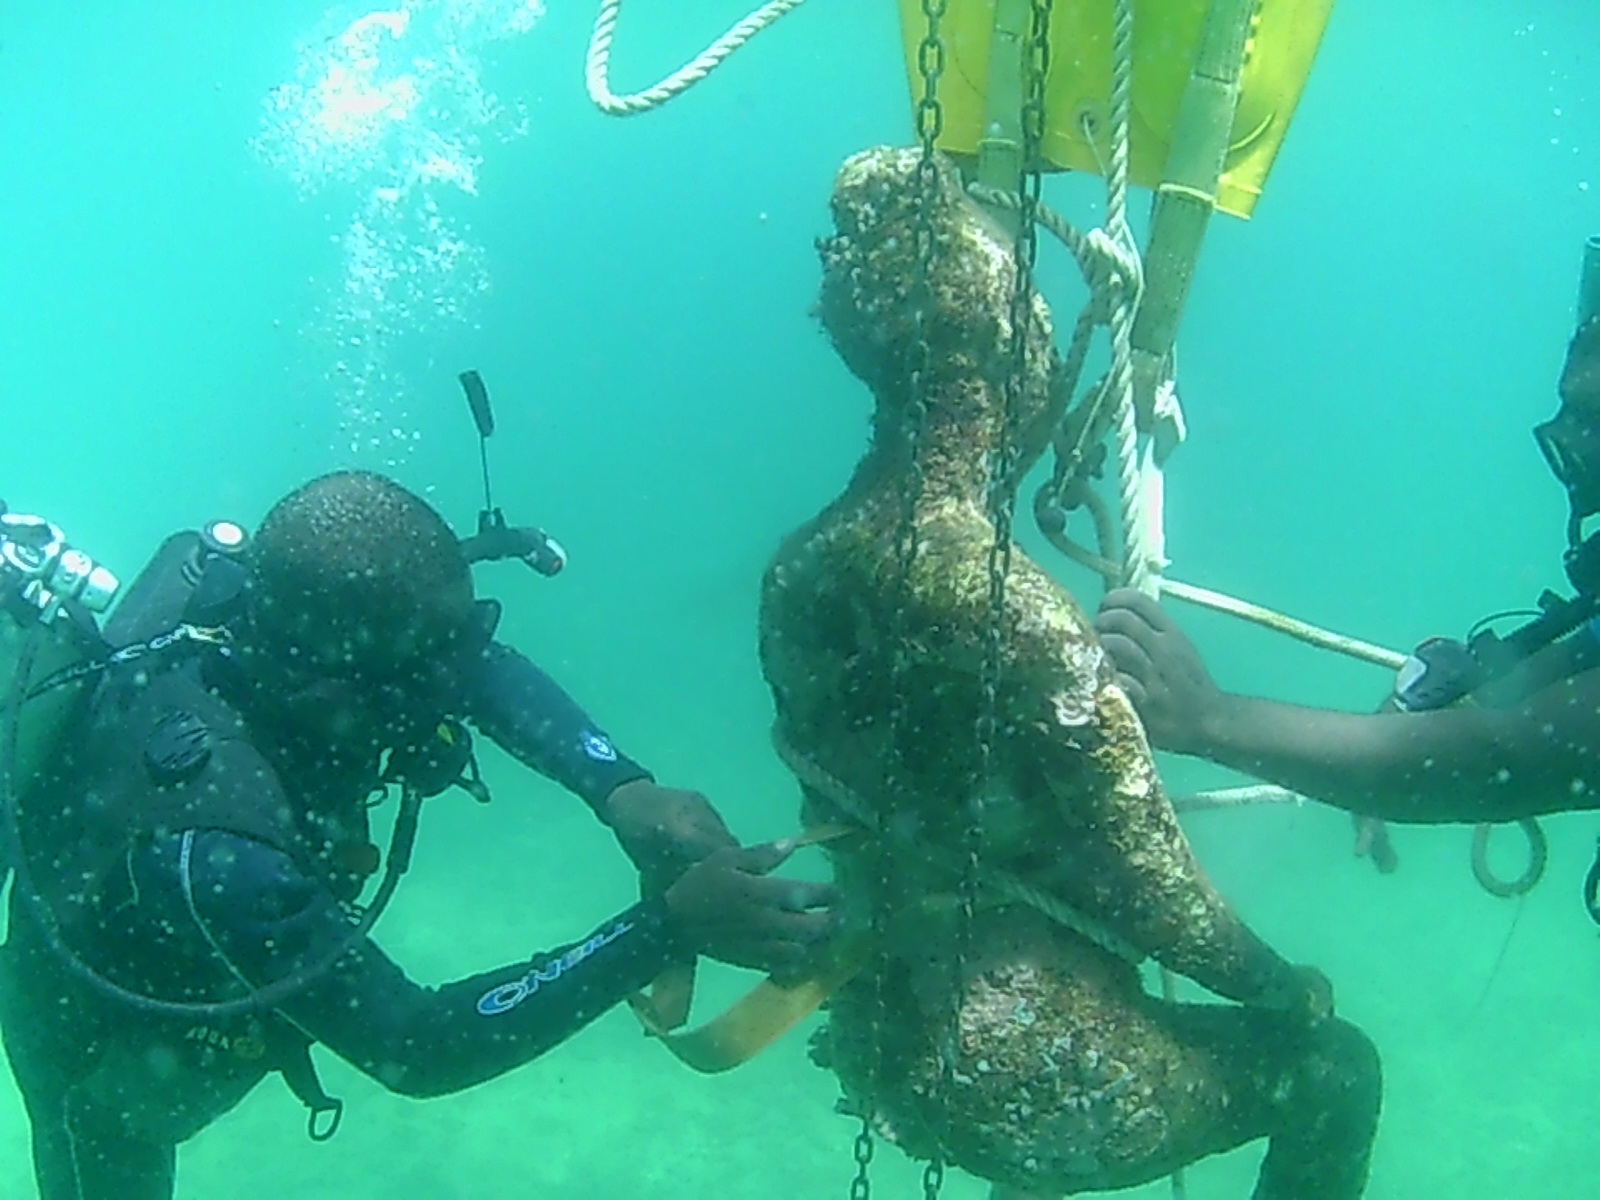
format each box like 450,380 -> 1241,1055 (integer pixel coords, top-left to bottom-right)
629,932 -> 872,1074
629,825 -> 866,1074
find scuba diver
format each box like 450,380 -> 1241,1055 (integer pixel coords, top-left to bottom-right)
1096,311 -> 1600,827
0,469 -> 837,1200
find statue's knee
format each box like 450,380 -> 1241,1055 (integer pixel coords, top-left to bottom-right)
1303,1018 -> 1382,1126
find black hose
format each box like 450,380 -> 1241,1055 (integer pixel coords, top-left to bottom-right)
1470,819 -> 1548,899
1582,837 -> 1600,925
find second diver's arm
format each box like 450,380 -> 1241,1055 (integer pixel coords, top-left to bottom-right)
1096,588 -> 1600,824
1190,677 -> 1600,823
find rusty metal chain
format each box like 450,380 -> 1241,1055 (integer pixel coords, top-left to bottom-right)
896,0 -> 947,601
951,1 -> 1053,1195
971,0 -> 1053,998
849,1120 -> 874,1200
976,0 -> 1052,842
850,1 -> 948,1197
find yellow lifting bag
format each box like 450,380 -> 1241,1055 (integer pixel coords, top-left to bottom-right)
897,0 -> 1334,218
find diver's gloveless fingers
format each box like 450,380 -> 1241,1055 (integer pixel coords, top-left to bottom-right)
684,823 -> 742,856
1096,625 -> 1157,684
707,909 -> 835,976
708,922 -> 822,974
1113,670 -> 1148,709
1088,611 -> 1164,668
743,904 -> 836,944
674,841 -> 793,882
654,787 -> 740,850
663,849 -> 836,965
743,874 -> 839,913
729,838 -> 800,875
1099,587 -> 1175,633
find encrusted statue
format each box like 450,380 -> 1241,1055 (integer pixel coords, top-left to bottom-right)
758,147 -> 1381,1199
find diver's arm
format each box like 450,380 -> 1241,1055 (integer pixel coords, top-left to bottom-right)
1193,679 -> 1600,822
1096,588 -> 1600,823
466,640 -> 740,885
466,640 -> 653,809
185,831 -> 681,1098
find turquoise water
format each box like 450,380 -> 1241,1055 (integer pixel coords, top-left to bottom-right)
1,0 -> 1597,1196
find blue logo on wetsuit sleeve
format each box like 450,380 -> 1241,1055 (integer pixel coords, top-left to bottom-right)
580,730 -> 618,762
476,920 -> 635,1016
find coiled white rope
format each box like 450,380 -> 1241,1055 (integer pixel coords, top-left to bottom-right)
586,0 -> 808,116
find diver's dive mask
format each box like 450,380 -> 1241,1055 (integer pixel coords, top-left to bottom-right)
1535,405 -> 1600,522
1533,405 -> 1600,603
1537,316 -> 1600,531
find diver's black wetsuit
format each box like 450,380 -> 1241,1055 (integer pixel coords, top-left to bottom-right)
0,641 -> 679,1200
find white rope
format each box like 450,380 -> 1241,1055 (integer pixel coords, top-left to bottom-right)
1173,784 -> 1304,813
586,0 -> 807,116
770,725 -> 1145,964
1091,36 -> 1182,1199
1101,0 -> 1160,597
969,1 -> 1155,599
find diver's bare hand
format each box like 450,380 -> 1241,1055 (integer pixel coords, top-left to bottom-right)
1352,814 -> 1399,874
664,840 -> 839,979
1094,588 -> 1223,755
602,780 -> 739,895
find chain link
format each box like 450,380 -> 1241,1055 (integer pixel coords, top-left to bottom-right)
849,1118 -> 875,1200
899,4 -> 949,1195
912,0 -> 949,151
975,4 -> 1052,802
850,0 -> 947,1196
922,1158 -> 946,1200
962,0 -> 1054,1185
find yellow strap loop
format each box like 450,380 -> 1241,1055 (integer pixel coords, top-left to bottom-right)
629,931 -> 872,1074
629,824 -> 862,1073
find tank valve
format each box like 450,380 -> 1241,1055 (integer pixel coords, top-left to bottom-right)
0,512 -> 120,622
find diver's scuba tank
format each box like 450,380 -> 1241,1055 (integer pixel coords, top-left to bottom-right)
0,504 -> 119,883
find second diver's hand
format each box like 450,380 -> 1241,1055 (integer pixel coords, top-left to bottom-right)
1093,587 -> 1423,811
1094,587 -> 1227,755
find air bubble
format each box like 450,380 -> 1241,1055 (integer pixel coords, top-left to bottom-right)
256,0 -> 545,458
